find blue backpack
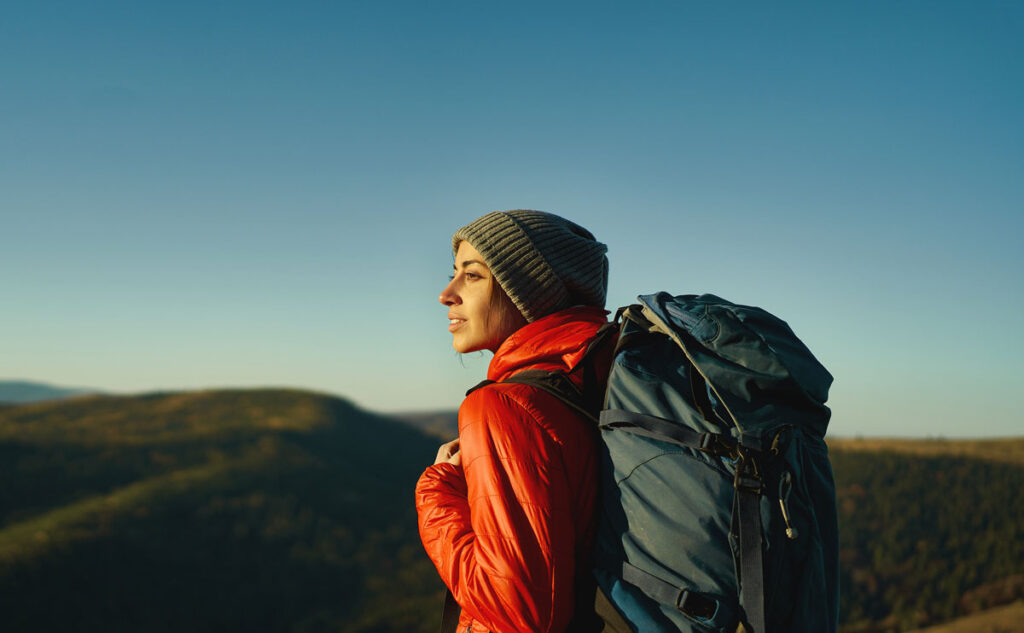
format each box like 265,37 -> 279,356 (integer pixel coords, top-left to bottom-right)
492,292 -> 839,633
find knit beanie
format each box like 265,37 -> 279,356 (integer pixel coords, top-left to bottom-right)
452,210 -> 609,322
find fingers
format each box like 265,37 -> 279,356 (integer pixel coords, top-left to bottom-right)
434,438 -> 461,466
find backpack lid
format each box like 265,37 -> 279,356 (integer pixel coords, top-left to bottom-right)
637,292 -> 834,442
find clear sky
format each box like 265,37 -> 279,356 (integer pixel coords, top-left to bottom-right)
2,1 -> 1021,437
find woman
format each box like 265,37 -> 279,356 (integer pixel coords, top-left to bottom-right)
415,210 -> 612,633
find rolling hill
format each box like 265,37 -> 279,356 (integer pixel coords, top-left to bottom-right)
0,388 -> 445,633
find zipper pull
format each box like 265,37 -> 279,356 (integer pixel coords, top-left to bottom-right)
778,471 -> 799,540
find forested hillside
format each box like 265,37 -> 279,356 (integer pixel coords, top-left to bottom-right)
0,389 -> 445,632
1,391 -> 1021,632
829,445 -> 1024,632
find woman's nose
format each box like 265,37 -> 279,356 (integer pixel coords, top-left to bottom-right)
439,279 -> 460,306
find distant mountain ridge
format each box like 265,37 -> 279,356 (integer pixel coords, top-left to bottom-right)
391,410 -> 458,439
0,380 -> 99,403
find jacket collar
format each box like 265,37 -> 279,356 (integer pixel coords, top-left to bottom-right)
487,306 -> 609,382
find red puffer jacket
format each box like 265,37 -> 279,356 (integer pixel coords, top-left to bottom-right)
416,306 -> 611,633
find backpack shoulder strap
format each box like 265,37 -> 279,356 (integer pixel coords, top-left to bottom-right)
439,589 -> 460,633
501,369 -> 597,423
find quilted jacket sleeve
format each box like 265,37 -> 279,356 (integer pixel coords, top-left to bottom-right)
415,386 -> 577,633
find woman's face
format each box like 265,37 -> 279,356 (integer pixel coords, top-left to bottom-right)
439,241 -> 525,353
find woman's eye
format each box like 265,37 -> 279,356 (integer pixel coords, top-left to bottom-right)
448,271 -> 483,281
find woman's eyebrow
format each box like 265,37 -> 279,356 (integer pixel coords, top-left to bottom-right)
454,259 -> 487,270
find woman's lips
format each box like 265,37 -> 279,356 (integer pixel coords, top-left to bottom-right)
448,318 -> 466,333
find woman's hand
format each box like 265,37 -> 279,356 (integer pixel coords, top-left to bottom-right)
434,438 -> 462,466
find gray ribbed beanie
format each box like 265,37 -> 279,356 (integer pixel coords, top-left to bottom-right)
452,210 -> 609,322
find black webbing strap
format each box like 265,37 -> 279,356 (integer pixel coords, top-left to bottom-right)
621,562 -> 733,630
501,370 -> 597,424
439,589 -> 460,633
735,461 -> 767,633
466,378 -> 494,396
621,562 -> 679,609
598,409 -> 735,456
586,320 -> 620,359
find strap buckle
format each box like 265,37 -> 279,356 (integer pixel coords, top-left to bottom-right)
698,432 -> 736,457
676,589 -> 720,622
733,456 -> 764,494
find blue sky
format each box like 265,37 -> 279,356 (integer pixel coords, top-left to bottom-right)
2,1 -> 1021,437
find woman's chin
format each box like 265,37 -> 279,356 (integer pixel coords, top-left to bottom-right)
452,336 -> 489,354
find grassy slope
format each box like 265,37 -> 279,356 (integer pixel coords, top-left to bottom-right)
829,437 -> 1024,467
908,600 -> 1024,633
0,389 -> 445,633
